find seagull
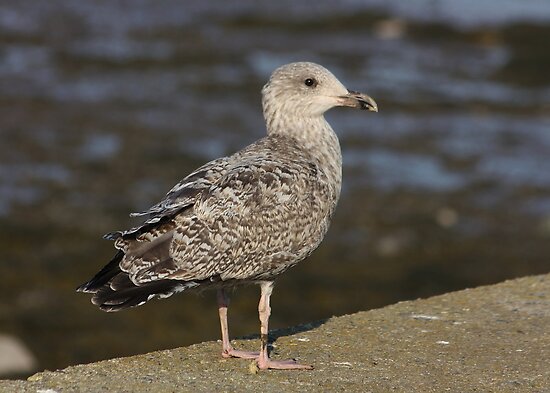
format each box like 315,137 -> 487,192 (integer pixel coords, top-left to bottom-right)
77,62 -> 378,370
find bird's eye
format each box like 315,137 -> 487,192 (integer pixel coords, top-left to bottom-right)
304,78 -> 317,87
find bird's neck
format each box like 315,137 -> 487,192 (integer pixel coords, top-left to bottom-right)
264,107 -> 343,199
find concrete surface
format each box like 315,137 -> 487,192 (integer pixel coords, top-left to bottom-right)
1,274 -> 548,392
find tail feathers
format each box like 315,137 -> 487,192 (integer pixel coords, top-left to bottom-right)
77,250 -> 199,312
77,250 -> 124,293
91,278 -> 198,312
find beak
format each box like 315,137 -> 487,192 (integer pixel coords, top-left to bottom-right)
338,90 -> 378,112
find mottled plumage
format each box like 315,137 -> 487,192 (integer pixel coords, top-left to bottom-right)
78,62 -> 377,370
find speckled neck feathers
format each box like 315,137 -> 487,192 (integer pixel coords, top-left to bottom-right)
261,64 -> 344,203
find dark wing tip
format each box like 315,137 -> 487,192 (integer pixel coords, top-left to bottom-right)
103,231 -> 122,241
76,282 -> 94,293
76,250 -> 124,293
89,279 -> 194,312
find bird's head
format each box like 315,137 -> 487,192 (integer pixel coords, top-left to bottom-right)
262,62 -> 378,124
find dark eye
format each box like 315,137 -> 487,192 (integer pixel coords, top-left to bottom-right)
304,78 -> 317,87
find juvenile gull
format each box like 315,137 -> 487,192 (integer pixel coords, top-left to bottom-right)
77,62 -> 378,370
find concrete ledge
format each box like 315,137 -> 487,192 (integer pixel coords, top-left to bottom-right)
2,274 -> 549,392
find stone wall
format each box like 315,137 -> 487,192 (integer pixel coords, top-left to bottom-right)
1,274 -> 548,392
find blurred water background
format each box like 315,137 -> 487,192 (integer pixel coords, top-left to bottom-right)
1,0 -> 549,378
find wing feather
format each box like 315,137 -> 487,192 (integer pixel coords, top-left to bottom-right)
130,157 -> 231,218
105,156 -> 232,240
102,136 -> 332,288
166,145 -> 326,282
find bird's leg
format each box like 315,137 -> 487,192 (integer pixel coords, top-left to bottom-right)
256,281 -> 313,370
217,288 -> 259,359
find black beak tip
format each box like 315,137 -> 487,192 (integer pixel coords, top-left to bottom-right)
360,100 -> 374,111
347,90 -> 378,112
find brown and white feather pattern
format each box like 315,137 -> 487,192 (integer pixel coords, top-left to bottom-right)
77,62 -> 369,312
121,134 -> 340,284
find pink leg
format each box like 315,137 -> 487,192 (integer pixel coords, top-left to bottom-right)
217,288 -> 259,359
256,282 -> 313,370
